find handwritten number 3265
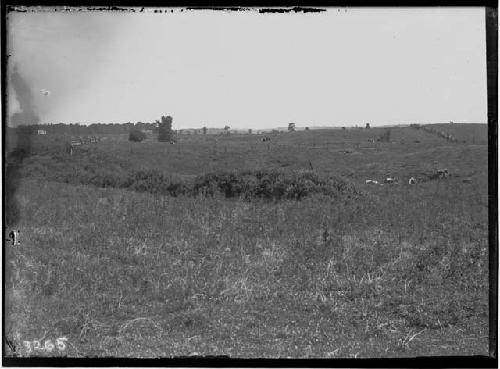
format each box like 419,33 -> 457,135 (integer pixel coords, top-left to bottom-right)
23,337 -> 68,353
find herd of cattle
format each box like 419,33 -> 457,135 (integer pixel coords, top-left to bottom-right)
365,169 -> 451,186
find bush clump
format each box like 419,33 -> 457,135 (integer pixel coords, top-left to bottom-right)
129,130 -> 146,142
192,169 -> 361,201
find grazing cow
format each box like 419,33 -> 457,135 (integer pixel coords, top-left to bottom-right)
170,141 -> 176,144
437,169 -> 449,179
365,179 -> 379,185
408,177 -> 416,185
8,230 -> 20,246
262,137 -> 271,142
384,177 -> 398,184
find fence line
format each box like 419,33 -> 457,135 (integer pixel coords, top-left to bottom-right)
69,136 -> 102,155
409,124 -> 461,143
70,136 -> 101,146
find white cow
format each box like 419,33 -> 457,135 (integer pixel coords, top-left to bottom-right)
8,230 -> 20,246
384,177 -> 398,184
408,177 -> 416,185
365,179 -> 379,185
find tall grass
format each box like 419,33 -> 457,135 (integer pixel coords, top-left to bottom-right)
5,176 -> 488,358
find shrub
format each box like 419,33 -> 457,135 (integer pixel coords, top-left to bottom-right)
129,130 -> 146,142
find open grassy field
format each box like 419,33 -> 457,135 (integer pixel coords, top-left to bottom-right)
4,125 -> 489,358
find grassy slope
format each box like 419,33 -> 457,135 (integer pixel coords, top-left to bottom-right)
5,125 -> 489,358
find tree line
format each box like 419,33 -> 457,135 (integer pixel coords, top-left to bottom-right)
8,122 -> 159,135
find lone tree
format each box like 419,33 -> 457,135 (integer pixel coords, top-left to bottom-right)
202,127 -> 207,135
366,123 -> 371,129
305,127 -> 310,131
158,115 -> 173,142
248,128 -> 252,134
288,123 -> 296,132
224,125 -> 230,135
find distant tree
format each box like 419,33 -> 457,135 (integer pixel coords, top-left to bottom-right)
365,123 -> 371,129
248,128 -> 252,134
305,127 -> 310,131
158,115 -> 173,142
129,129 -> 146,142
288,123 -> 296,132
224,126 -> 230,135
202,127 -> 207,135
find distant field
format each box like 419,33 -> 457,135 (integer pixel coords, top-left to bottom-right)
9,126 -> 486,182
5,124 -> 489,358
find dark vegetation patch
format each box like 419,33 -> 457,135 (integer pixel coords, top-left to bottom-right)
191,169 -> 361,200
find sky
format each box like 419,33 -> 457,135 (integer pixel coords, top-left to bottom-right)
7,7 -> 487,129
